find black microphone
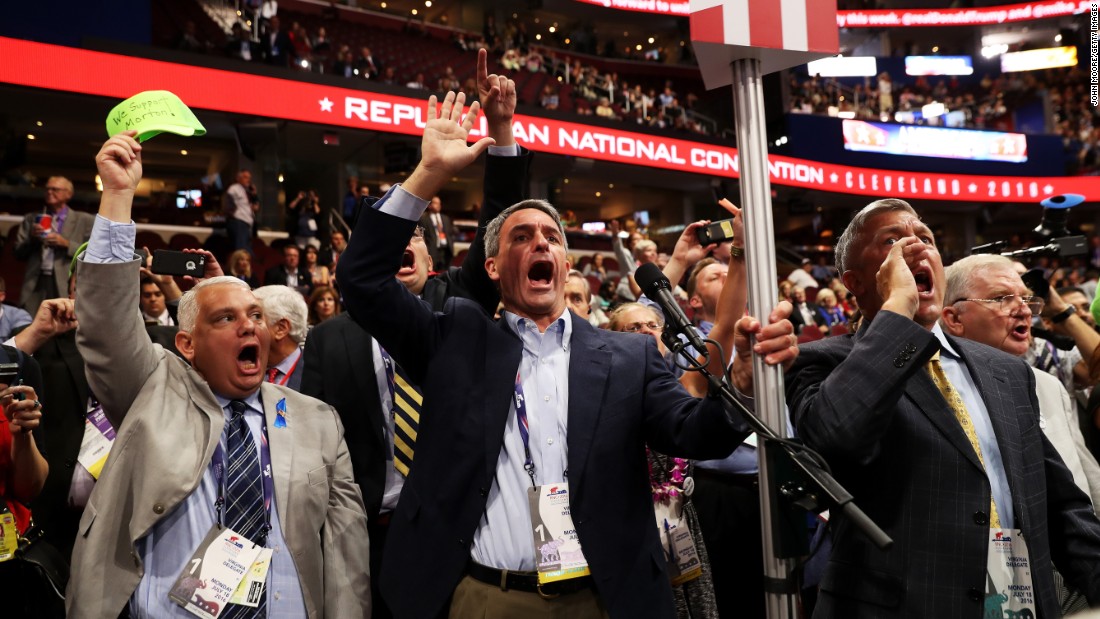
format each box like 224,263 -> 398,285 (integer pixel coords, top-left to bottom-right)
634,263 -> 708,354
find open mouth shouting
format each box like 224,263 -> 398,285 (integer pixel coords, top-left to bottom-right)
1010,320 -> 1031,341
398,248 -> 417,277
527,259 -> 554,290
237,343 -> 261,375
913,267 -> 934,298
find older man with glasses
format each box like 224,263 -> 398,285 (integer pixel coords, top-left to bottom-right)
14,176 -> 95,313
941,253 -> 1100,613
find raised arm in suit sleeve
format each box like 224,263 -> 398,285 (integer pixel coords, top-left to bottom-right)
640,334 -> 751,460
75,132 -> 160,429
447,49 -> 526,315
338,202 -> 445,383
448,146 -> 532,315
787,311 -> 939,466
321,407 -> 373,618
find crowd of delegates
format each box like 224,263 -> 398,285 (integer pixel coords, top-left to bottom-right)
790,64 -> 1099,174
172,5 -> 713,136
8,49 -> 1100,619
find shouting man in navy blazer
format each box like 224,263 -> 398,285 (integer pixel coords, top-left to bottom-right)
786,199 -> 1100,618
336,90 -> 798,617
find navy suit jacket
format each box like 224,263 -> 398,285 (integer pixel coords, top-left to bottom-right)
787,311 -> 1100,618
302,151 -> 530,520
336,200 -> 750,619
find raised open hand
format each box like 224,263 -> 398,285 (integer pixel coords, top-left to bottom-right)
417,91 -> 495,178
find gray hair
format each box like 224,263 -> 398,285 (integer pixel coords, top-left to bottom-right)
632,240 -> 657,261
177,276 -> 252,332
253,285 -> 309,344
607,302 -> 662,331
835,198 -> 919,275
943,254 -> 1015,309
484,200 -> 569,258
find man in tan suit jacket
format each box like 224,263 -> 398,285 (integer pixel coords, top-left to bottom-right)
66,131 -> 370,618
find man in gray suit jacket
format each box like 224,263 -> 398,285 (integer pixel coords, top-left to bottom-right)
14,176 -> 94,313
67,131 -> 370,618
787,198 -> 1100,617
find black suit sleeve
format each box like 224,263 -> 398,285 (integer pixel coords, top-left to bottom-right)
337,206 -> 441,383
787,311 -> 939,466
444,148 -> 533,316
301,327 -> 327,402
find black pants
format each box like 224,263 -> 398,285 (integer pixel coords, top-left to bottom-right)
691,470 -> 766,619
0,554 -> 66,619
369,516 -> 393,619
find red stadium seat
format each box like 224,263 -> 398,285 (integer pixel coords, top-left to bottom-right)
798,327 -> 824,343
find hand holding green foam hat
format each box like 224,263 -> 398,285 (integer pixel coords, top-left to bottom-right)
106,90 -> 206,142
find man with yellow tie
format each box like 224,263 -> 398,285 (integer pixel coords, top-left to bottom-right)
786,198 -> 1100,618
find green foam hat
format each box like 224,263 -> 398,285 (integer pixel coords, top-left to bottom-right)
106,90 -> 206,142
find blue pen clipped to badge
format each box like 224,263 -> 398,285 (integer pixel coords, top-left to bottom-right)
275,398 -> 288,428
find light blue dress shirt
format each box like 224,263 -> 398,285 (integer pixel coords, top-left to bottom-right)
84,215 -> 306,618
933,323 -> 1016,528
470,312 -> 572,570
372,165 -> 577,570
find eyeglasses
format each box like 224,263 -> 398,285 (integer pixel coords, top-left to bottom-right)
953,294 -> 1044,316
45,186 -> 67,193
410,225 -> 425,239
621,320 -> 664,333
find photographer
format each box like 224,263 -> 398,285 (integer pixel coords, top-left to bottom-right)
289,189 -> 322,249
0,346 -> 59,618
1025,271 -> 1100,397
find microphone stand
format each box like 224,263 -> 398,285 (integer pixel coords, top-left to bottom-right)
661,331 -> 894,556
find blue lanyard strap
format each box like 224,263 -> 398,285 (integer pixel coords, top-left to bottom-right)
514,371 -> 536,488
379,347 -> 396,403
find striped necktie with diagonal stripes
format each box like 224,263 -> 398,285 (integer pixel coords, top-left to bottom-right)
391,364 -> 421,477
222,399 -> 267,618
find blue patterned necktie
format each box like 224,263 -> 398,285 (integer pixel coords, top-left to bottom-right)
221,400 -> 267,618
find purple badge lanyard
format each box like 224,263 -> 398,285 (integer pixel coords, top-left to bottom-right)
211,409 -> 274,546
514,372 -> 537,488
378,347 -> 396,460
86,395 -> 116,441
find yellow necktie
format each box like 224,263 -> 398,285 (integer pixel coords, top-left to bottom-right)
926,350 -> 1001,528
391,365 -> 422,477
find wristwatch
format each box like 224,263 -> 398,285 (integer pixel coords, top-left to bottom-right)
1051,305 -> 1076,324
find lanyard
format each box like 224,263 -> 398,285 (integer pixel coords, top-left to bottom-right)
211,409 -> 274,545
273,353 -> 301,387
513,371 -> 537,488
379,347 -> 396,404
378,347 -> 397,461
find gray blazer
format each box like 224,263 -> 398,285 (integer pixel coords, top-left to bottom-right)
787,311 -> 1100,618
68,258 -> 370,618
13,207 -> 94,303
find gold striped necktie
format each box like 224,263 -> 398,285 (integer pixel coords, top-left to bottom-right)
391,364 -> 422,477
926,349 -> 1001,527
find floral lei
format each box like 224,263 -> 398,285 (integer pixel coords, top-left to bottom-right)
648,448 -> 690,504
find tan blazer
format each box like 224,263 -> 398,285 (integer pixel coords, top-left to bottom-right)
68,258 -> 370,618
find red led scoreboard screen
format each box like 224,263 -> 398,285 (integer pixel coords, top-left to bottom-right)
572,0 -> 1087,26
0,37 -> 1094,203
